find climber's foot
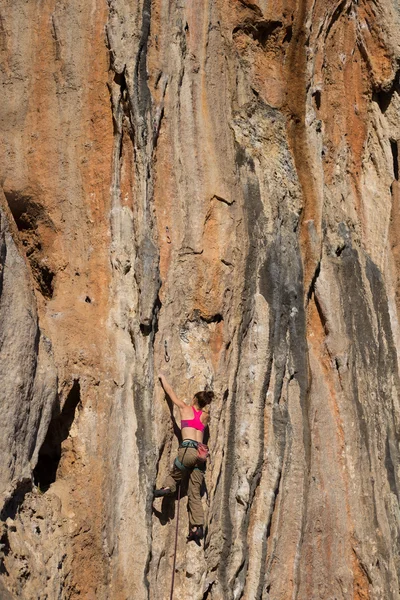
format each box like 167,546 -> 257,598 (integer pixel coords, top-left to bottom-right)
187,526 -> 204,546
154,487 -> 173,498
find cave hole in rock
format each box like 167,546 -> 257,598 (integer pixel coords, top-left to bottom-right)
4,191 -> 38,232
205,313 -> 223,324
140,322 -> 152,336
0,530 -> 9,575
0,479 -> 32,521
139,296 -> 162,337
282,25 -> 292,43
232,19 -> 282,47
195,311 -> 223,325
33,380 -> 81,492
3,191 -> 55,299
374,71 -> 400,113
85,295 -> 92,303
335,244 -> 347,257
390,139 -> 399,181
35,264 -> 54,298
113,70 -> 127,93
312,90 -> 321,110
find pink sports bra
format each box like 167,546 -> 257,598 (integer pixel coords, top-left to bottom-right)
181,407 -> 205,432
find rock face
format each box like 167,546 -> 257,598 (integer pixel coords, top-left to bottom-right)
1,0 -> 400,598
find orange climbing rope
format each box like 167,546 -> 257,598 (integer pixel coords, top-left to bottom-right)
169,484 -> 181,600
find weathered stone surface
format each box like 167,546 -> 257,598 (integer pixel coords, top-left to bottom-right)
1,0 -> 400,599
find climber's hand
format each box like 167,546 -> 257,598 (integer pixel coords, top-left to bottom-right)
158,375 -> 185,409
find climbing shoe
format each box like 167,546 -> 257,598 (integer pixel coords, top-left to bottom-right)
153,487 -> 172,498
187,526 -> 204,546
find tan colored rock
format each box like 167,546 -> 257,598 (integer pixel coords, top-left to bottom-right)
1,1 -> 400,599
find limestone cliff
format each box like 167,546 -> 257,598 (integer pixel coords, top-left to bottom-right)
1,0 -> 400,599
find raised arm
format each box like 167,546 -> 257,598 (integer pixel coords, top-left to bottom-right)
158,374 -> 186,409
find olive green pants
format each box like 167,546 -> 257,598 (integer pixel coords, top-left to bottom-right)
163,446 -> 205,527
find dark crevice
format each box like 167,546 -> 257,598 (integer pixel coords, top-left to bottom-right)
134,0 -> 152,150
221,258 -> 233,267
0,527 -> 10,575
325,0 -> 347,40
202,581 -> 214,600
314,292 -> 328,336
113,71 -> 127,94
36,265 -> 54,298
373,69 -> 400,113
335,244 -> 347,257
0,479 -> 32,521
33,381 -> 81,492
139,295 -> 161,337
0,531 -> 10,558
154,70 -> 162,88
140,322 -> 152,336
312,90 -> 321,110
385,436 -> 398,497
188,309 -> 223,325
0,235 -> 6,298
218,371 -> 240,593
390,139 -> 399,181
3,191 -> 55,298
283,25 -> 292,44
233,560 -> 246,599
306,260 -> 321,301
152,104 -> 164,149
260,469 -> 283,598
119,70 -> 136,142
238,0 -> 263,16
233,20 -> 282,47
201,313 -> 223,324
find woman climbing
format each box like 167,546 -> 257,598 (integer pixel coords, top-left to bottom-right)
154,373 -> 214,545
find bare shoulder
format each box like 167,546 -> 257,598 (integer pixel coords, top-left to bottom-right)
200,410 -> 210,425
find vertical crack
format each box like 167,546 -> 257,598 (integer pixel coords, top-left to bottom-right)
390,139 -> 399,182
33,381 -> 81,492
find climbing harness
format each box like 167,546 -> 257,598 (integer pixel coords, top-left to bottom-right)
177,439 -> 209,464
169,482 -> 181,600
174,442 -> 191,471
164,339 -> 170,362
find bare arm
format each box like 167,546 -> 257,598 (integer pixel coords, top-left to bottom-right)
158,374 -> 186,409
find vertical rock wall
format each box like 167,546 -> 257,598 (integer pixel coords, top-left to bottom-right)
1,0 -> 400,599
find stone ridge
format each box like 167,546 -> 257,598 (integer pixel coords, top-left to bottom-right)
0,0 -> 400,599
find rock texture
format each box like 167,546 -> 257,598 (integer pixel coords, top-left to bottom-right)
1,0 -> 400,599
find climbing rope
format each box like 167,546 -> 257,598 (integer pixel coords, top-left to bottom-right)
170,483 -> 181,600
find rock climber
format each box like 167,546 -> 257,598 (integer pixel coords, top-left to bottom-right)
154,373 -> 214,545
